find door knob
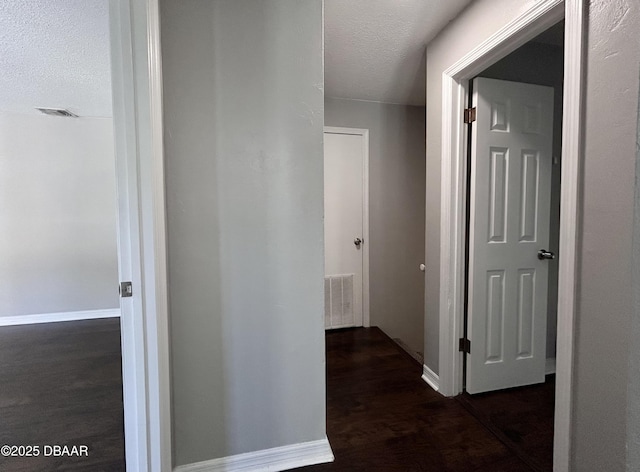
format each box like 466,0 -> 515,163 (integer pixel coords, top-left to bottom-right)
354,238 -> 363,247
538,249 -> 555,260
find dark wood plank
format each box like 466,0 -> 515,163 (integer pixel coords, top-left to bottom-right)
456,376 -> 555,472
294,327 -> 537,472
0,319 -> 125,472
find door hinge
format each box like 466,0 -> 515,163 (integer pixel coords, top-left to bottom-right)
459,337 -> 471,354
120,281 -> 133,298
464,107 -> 476,124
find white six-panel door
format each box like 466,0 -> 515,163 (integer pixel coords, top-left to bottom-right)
323,129 -> 366,329
467,78 -> 554,394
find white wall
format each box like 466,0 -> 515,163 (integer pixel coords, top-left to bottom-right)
0,112 -> 119,316
478,41 -> 564,360
325,98 -> 426,359
160,0 -> 326,467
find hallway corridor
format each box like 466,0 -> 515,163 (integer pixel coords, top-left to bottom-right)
296,328 -> 548,472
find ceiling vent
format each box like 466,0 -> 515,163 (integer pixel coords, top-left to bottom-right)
35,107 -> 78,118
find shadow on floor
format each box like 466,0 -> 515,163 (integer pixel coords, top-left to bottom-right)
456,375 -> 555,472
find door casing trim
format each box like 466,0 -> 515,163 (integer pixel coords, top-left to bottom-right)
436,1 -> 584,471
110,0 -> 172,469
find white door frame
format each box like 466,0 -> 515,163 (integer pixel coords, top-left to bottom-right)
437,0 -> 584,471
110,0 -> 171,470
323,126 -> 370,327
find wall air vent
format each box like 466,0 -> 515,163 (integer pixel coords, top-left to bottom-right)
35,107 -> 78,118
324,274 -> 355,329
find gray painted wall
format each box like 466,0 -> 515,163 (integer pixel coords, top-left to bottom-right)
424,0 -> 542,375
160,0 -> 326,466
0,112 -> 118,316
325,98 -> 426,359
575,1 -> 640,470
478,41 -> 564,360
629,61 -> 640,472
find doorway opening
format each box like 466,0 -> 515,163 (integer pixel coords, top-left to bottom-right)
0,1 -> 170,470
457,20 -> 565,471
0,1 -> 124,469
437,1 -> 585,471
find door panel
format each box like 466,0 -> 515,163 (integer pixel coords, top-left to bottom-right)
485,270 -> 505,363
519,150 -> 540,241
488,147 -> 508,242
467,78 -> 554,394
516,269 -> 535,358
324,131 -> 364,329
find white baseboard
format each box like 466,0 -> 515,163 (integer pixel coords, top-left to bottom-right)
422,364 -> 440,392
0,308 -> 121,327
173,438 -> 334,472
420,359 -> 555,392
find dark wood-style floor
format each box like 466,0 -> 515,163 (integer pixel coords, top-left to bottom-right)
457,376 -> 555,472
0,321 -> 553,472
295,327 -> 553,472
0,318 -> 125,472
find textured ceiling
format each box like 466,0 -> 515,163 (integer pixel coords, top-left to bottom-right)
324,0 -> 473,106
0,0 -> 112,117
1,1 -> 474,115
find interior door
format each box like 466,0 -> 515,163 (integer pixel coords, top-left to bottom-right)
466,78 -> 554,394
324,129 -> 364,329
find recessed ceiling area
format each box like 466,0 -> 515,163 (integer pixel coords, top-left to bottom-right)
0,0 -> 112,117
324,0 -> 473,106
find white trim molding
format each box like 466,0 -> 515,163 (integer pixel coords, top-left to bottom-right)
110,0 -> 172,470
324,126 -> 371,328
0,309 -> 120,327
553,1 -> 584,470
436,1 -> 583,471
421,364 -> 440,393
173,439 -> 334,472
142,0 -> 173,469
